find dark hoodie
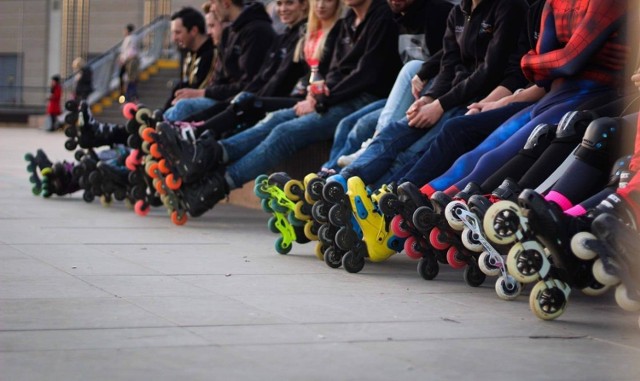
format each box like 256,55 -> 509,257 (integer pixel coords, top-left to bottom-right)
246,18 -> 307,98
421,0 -> 528,111
394,0 -> 453,64
204,2 -> 276,100
322,0 -> 402,108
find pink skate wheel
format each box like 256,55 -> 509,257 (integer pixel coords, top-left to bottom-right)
429,228 -> 450,250
446,246 -> 466,269
134,200 -> 150,216
404,236 -> 424,259
390,215 -> 411,238
122,102 -> 138,120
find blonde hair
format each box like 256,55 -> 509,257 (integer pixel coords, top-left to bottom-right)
72,57 -> 85,71
294,0 -> 344,62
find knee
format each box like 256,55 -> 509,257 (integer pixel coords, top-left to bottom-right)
523,123 -> 556,150
555,110 -> 598,141
575,117 -> 621,170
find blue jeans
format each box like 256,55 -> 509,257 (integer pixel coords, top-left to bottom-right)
221,93 -> 378,189
323,100 -> 385,171
341,106 -> 467,186
164,97 -> 218,122
397,102 -> 534,186
324,60 -> 424,171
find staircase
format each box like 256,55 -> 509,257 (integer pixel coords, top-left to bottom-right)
90,60 -> 179,124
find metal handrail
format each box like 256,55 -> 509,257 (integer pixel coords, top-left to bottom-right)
62,15 -> 173,105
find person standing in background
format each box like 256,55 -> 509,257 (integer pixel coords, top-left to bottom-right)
118,24 -> 141,103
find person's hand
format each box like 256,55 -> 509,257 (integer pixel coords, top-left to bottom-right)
172,88 -> 205,104
294,98 -> 316,116
406,96 -> 432,120
407,99 -> 444,128
466,97 -> 509,115
411,75 -> 425,99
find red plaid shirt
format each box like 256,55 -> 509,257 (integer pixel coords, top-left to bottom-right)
521,0 -> 627,87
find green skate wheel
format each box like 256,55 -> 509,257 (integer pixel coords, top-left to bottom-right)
274,236 -> 292,255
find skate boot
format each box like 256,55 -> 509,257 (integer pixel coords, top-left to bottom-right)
151,123 -> 222,185
484,189 -> 602,320
413,185 -> 487,287
377,182 -> 433,261
24,149 -> 53,195
41,161 -> 81,197
325,176 -> 403,273
254,172 -> 314,255
587,213 -> 640,313
180,168 -> 229,218
64,101 -> 130,151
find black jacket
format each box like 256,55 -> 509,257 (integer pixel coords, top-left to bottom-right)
244,19 -> 307,98
204,2 -> 276,101
395,0 -> 453,64
323,0 -> 402,107
422,0 -> 528,111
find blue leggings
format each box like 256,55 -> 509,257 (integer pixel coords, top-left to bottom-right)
427,81 -> 618,192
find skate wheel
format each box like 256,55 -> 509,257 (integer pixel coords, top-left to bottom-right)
444,200 -> 467,231
304,220 -> 318,241
260,198 -> 273,213
404,236 -> 426,259
100,195 -> 112,208
390,215 -> 411,238
529,280 -> 569,321
461,227 -> 483,253
141,127 -> 156,143
274,236 -> 292,255
122,102 -> 138,120
165,173 -> 182,190
429,228 -> 449,251
328,204 -> 350,227
149,143 -> 162,159
171,210 -> 187,226
495,275 -> 521,301
141,141 -> 151,154
413,206 -> 436,232
323,181 -> 345,204
592,258 -> 620,286
324,246 -> 342,269
134,200 -> 150,216
342,250 -> 365,273
311,201 -> 328,224
446,246 -> 466,270
570,231 -> 598,261
158,159 -> 171,175
463,263 -> 486,287
135,108 -> 152,125
314,242 -> 325,261
293,201 -> 311,221
377,192 -> 398,217
317,224 -> 335,245
417,255 -> 439,280
31,186 -> 42,196
154,178 -> 167,195
483,200 -> 520,245
335,227 -> 359,251
306,177 -> 325,203
125,156 -> 137,171
581,283 -> 610,297
146,162 -> 159,178
506,241 -> 547,284
253,176 -> 270,199
478,251 -> 501,277
615,284 -> 640,312
65,139 -> 78,151
267,216 -> 279,234
284,179 -> 303,202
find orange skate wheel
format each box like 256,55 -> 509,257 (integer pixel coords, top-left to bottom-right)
154,178 -> 166,195
146,162 -> 159,178
171,210 -> 188,226
158,159 -> 171,174
165,173 -> 182,190
150,143 -> 162,159
141,127 -> 156,143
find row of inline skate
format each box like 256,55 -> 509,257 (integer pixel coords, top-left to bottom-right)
24,100 -> 215,225
254,170 -> 640,325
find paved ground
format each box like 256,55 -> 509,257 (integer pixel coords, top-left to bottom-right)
1,127 -> 640,381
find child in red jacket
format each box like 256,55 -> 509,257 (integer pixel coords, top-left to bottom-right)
46,75 -> 62,131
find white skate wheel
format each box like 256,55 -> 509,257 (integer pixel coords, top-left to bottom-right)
495,275 -> 521,301
615,284 -> 640,312
571,231 -> 597,261
444,201 -> 467,231
478,251 -> 501,277
592,259 -> 620,287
